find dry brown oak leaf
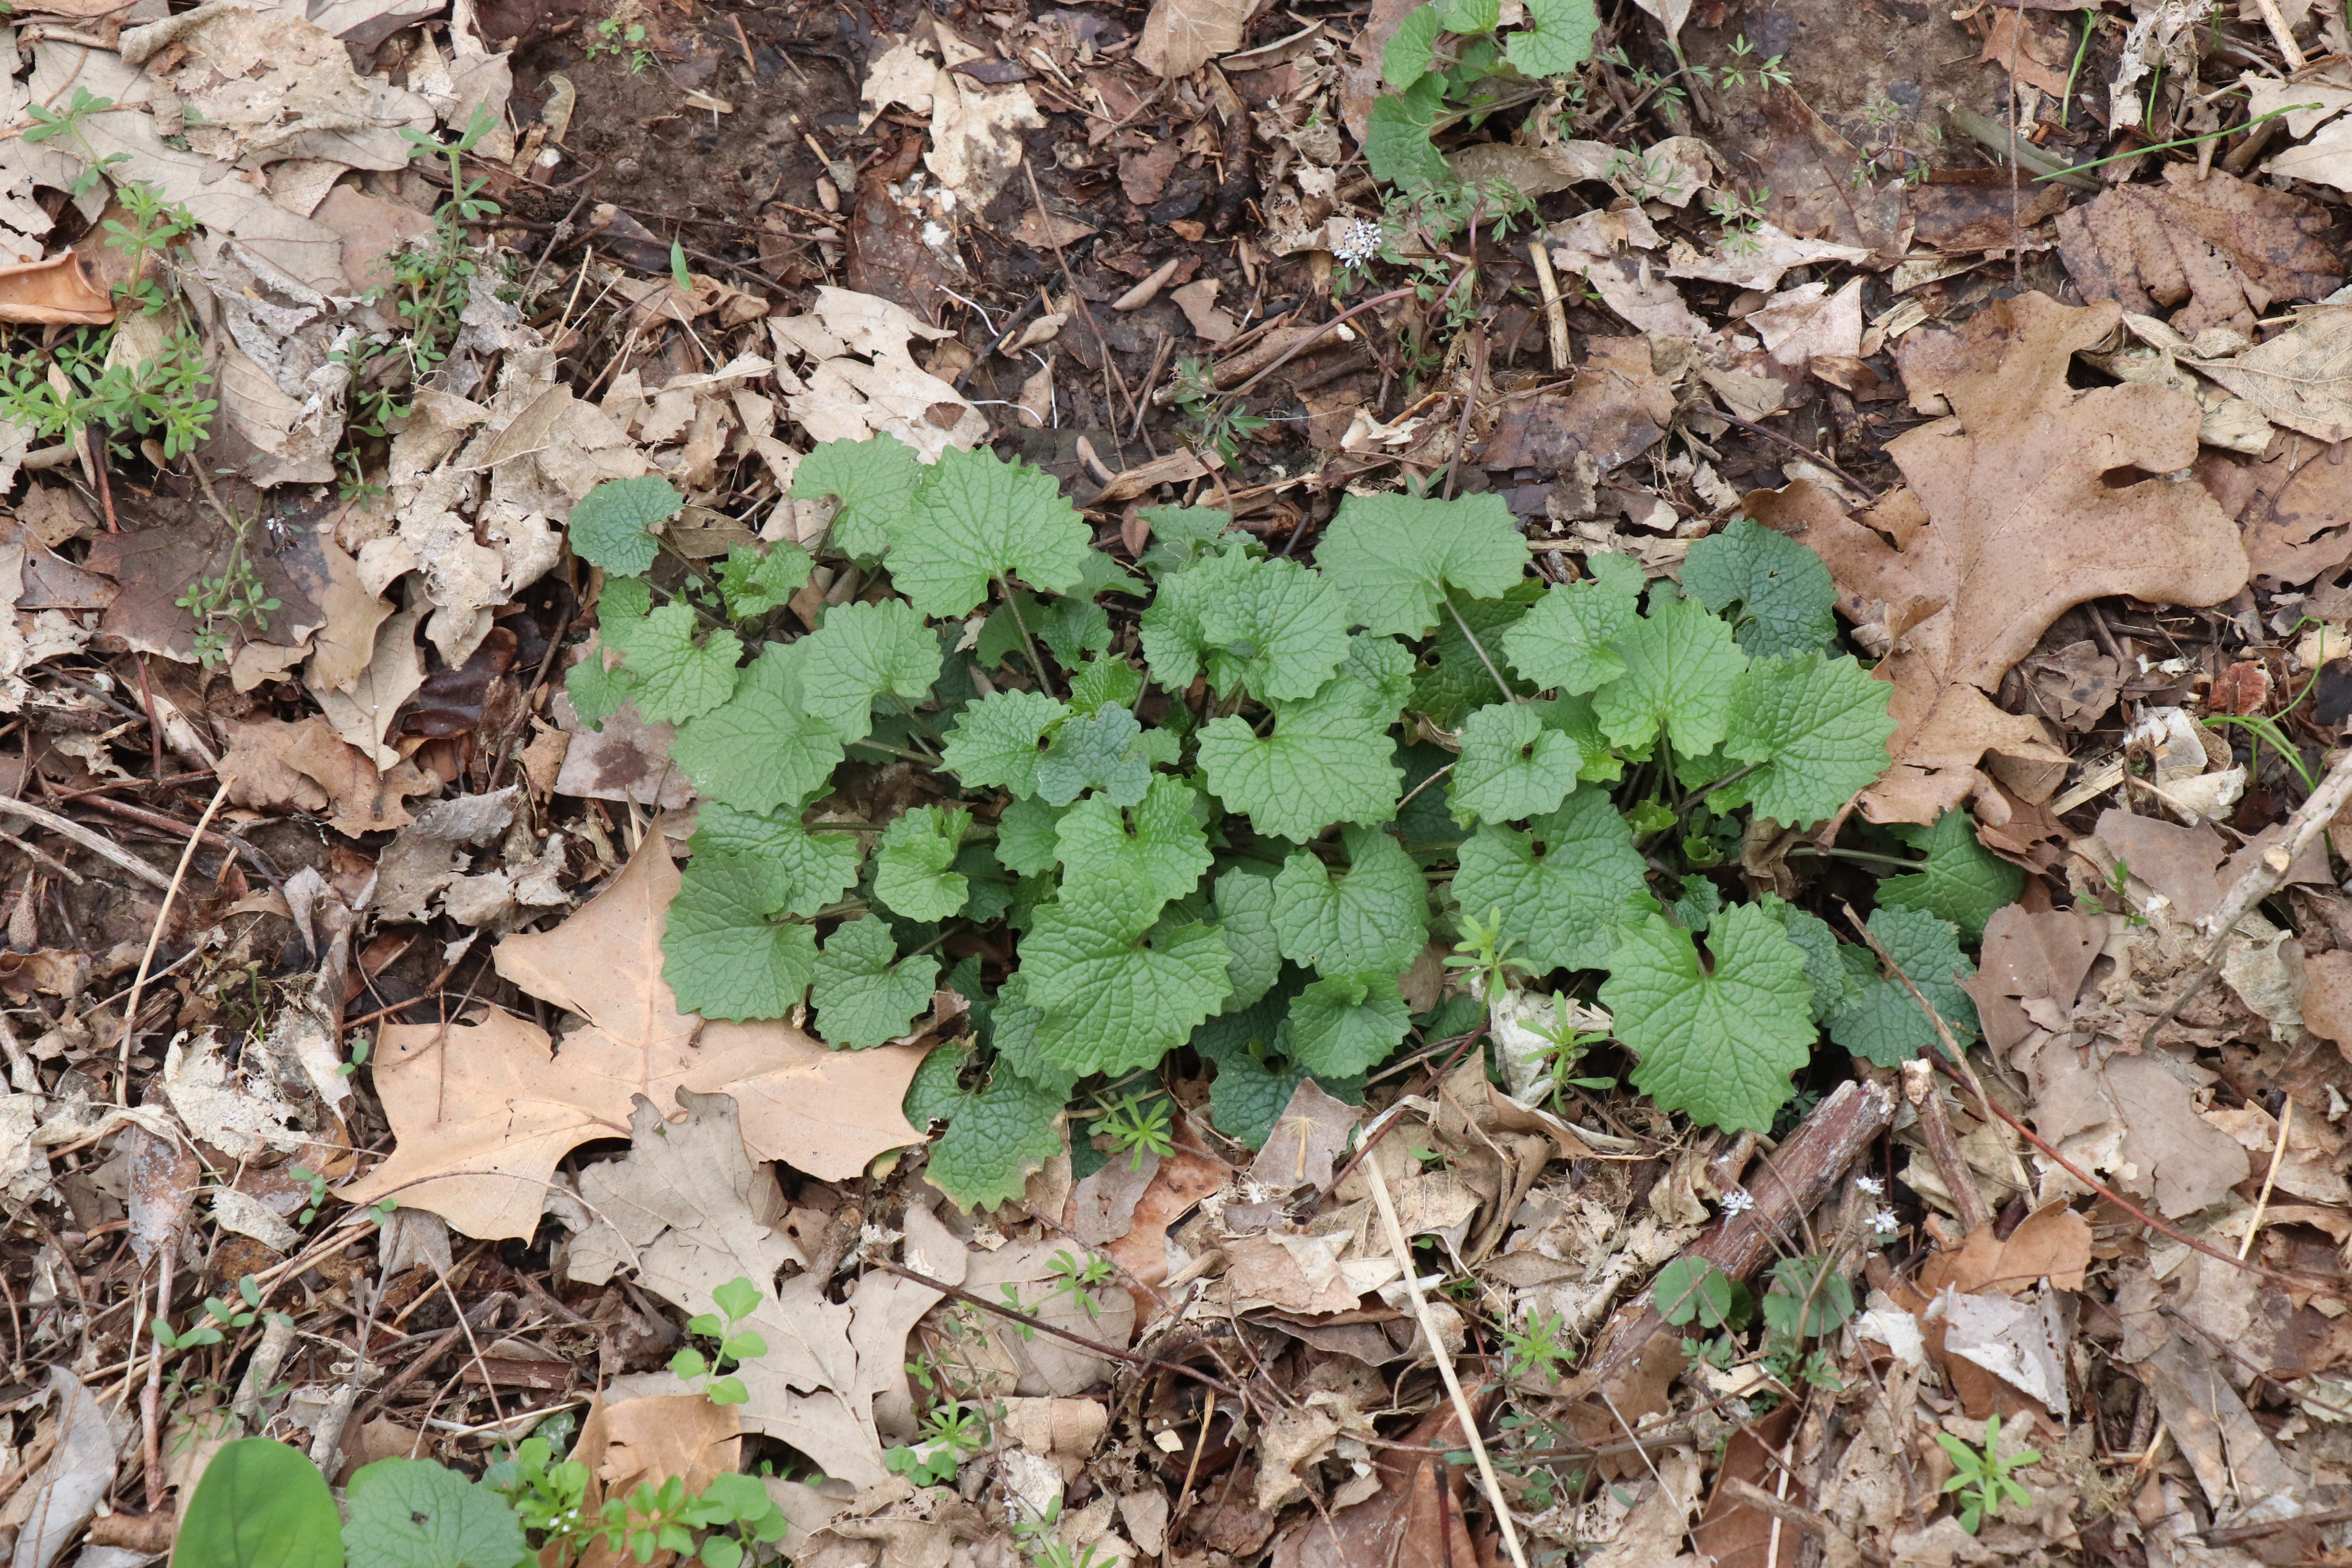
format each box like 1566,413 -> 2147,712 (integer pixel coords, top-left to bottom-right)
338,833 -> 930,1239
1761,293 -> 2248,824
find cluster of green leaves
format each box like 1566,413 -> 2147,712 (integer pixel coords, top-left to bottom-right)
174,1432 -> 786,1568
0,319 -> 216,463
563,430 -> 2018,1208
1368,0 -> 1602,194
1653,1252 -> 1856,1396
1937,1415 -> 2040,1533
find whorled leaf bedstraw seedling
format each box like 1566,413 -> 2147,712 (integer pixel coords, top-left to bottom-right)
566,432 -> 1996,1207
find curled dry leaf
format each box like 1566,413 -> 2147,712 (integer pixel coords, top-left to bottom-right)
1756,294 -> 2247,824
0,252 -> 113,325
339,834 -> 929,1240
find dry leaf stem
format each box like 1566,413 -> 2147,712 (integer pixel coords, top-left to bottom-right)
0,797 -> 172,892
114,778 -> 232,1104
2142,742 -> 2352,1050
1363,1154 -> 1532,1568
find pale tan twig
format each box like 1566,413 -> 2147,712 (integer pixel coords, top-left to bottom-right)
1363,1154 -> 1531,1568
114,777 -> 231,1104
0,796 -> 172,891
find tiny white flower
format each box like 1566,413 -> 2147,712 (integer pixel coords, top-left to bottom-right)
1334,219 -> 1381,267
1853,1175 -> 1884,1196
1720,1188 -> 1755,1215
1870,1207 -> 1899,1235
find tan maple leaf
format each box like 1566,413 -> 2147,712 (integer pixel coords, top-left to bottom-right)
1757,293 -> 2249,824
338,835 -> 930,1239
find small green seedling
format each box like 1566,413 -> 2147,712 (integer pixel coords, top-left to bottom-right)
1502,1309 -> 1570,1381
1089,1091 -> 1175,1171
1936,1414 -> 2039,1533
672,1276 -> 767,1405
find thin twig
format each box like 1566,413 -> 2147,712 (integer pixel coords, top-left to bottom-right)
1364,1154 -> 1532,1568
114,778 -> 231,1105
2143,742 -> 2352,1049
0,797 -> 172,891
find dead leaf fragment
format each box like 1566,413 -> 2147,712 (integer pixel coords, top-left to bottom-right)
1765,294 -> 2247,823
339,836 -> 929,1238
2182,306 -> 2352,443
2056,165 -> 2342,338
0,252 -> 113,324
1136,0 -> 1247,76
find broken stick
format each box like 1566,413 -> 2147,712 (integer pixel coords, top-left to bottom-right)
1564,1076 -> 1897,1401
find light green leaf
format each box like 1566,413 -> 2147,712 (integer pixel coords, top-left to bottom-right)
1317,490 -> 1526,637
1591,590 -> 1747,757
717,542 -> 813,622
1600,903 -> 1815,1132
1036,704 -> 1152,808
793,435 -> 920,559
672,643 -> 849,814
1068,655 -> 1144,714
1384,4 -> 1445,89
1288,971 -> 1411,1076
909,1049 -> 1069,1211
799,598 -> 942,737
1138,547 -> 1238,695
601,603 -> 742,724
1443,0 -> 1502,30
874,806 -> 970,920
1720,653 -> 1896,827
564,644 -> 635,729
1682,515 -> 1837,656
1343,633 -> 1416,720
180,1437 -> 346,1568
691,806 -> 862,918
995,795 -> 1070,877
344,1457 -> 527,1568
1879,809 -> 2022,941
1452,787 -> 1646,972
984,974 -> 1076,1097
1450,702 -> 1583,825
1531,693 -> 1623,784
1055,775 -> 1212,904
894,443 -> 1091,618
812,916 -> 940,1049
1197,677 -> 1403,842
1025,879 -> 1231,1076
1365,74 -> 1454,192
1196,554 -> 1351,701
1271,825 -> 1428,975
568,475 -> 682,576
1137,503 -> 1235,576
600,575 -> 654,624
662,853 -> 817,1021
941,688 -> 1069,797
1210,866 -> 1283,1009
1759,896 -> 1857,1022
1828,906 -> 1978,1068
1505,0 -> 1601,76
1502,557 -> 1643,695
1410,582 -> 1541,726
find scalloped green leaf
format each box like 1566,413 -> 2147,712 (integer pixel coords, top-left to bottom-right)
717,542 -> 813,622
690,806 -> 862,918
1826,906 -> 1979,1068
1600,903 -> 1814,1132
1317,490 -> 1526,637
874,806 -> 971,921
1452,786 -> 1646,973
1505,0 -> 1600,76
1878,809 -> 2022,941
793,435 -> 921,559
1288,971 -> 1411,1076
1024,880 -> 1231,1076
812,915 -> 940,1049
671,642 -> 851,815
568,475 -> 682,576
893,443 -> 1092,619
661,852 -> 817,1022
1055,775 -> 1212,904
1384,3 -> 1445,87
1501,554 -> 1643,695
1682,515 -> 1837,657
1197,677 -> 1403,842
1036,704 -> 1153,808
1270,825 -> 1428,976
799,598 -> 942,738
1450,701 -> 1583,826
941,688 -> 1069,798
1591,590 -> 1747,757
909,1049 -> 1069,1211
1719,653 -> 1896,828
1209,866 -> 1283,1010
601,602 -> 742,725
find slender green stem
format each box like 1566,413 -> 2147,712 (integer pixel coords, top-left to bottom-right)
1785,846 -> 1920,869
2037,100 -> 2321,180
1445,595 -> 1522,705
846,739 -> 937,765
2060,12 -> 2094,127
996,576 -> 1054,696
